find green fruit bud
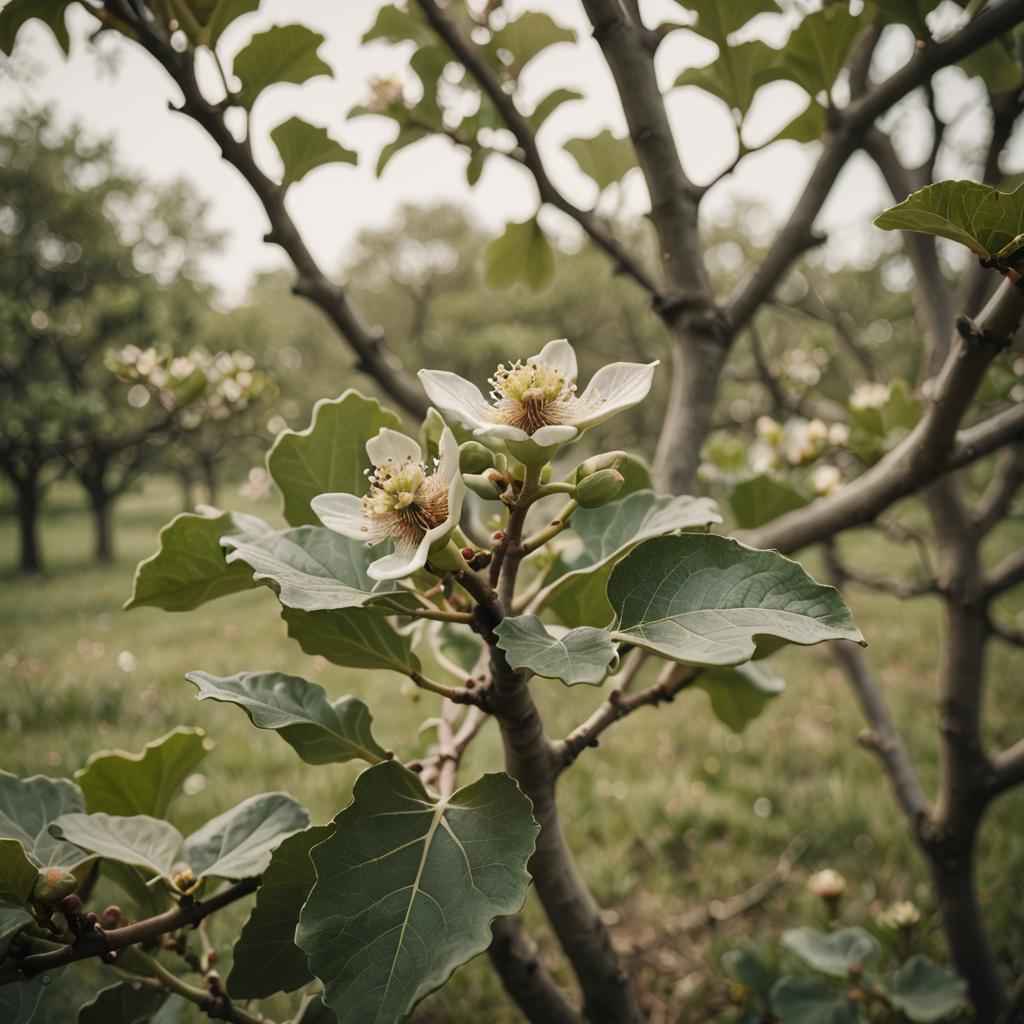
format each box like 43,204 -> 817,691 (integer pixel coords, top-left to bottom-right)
32,867 -> 78,906
465,471 -> 504,500
575,468 -> 624,508
458,441 -> 493,474
539,464 -> 552,484
573,451 -> 627,481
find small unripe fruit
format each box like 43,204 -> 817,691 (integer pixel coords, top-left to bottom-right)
465,472 -> 503,500
575,469 -> 625,508
32,867 -> 78,907
573,450 -> 627,481
458,441 -> 493,474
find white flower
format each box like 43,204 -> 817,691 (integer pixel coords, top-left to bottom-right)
807,868 -> 846,899
877,900 -> 920,930
812,464 -> 842,496
418,339 -> 657,459
828,422 -> 850,447
850,381 -> 891,411
312,427 -> 464,581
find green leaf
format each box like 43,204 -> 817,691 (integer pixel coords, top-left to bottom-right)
0,966 -> 66,1024
781,926 -> 879,977
490,11 -> 575,76
0,903 -> 33,961
772,98 -> 827,144
564,130 -> 637,191
484,217 -> 556,292
186,671 -> 387,766
674,40 -> 780,116
228,825 -> 331,999
696,661 -> 786,732
674,0 -> 777,41
125,509 -> 271,612
770,975 -> 861,1024
362,3 -> 432,45
78,982 -> 177,1024
296,762 -> 537,1024
183,792 -> 309,881
722,947 -> 773,1004
537,490 -> 722,628
271,117 -> 356,187
529,87 -> 583,130
233,25 -> 333,109
0,771 -> 86,868
875,179 -> 1024,263
495,615 -> 617,685
729,474 -> 809,529
0,839 -> 37,906
959,37 -> 1021,94
224,526 -> 405,612
75,728 -> 212,819
607,535 -> 864,666
0,0 -> 74,56
180,0 -> 260,47
267,391 -> 402,528
776,6 -> 862,97
887,955 -> 967,1023
50,814 -> 183,877
377,123 -> 433,176
283,606 -> 421,674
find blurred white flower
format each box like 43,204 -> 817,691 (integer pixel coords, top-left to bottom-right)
850,382 -> 891,410
239,467 -> 272,502
116,650 -> 137,673
808,868 -> 846,899
756,415 -> 782,444
313,427 -> 465,581
812,464 -> 842,496
877,900 -> 920,930
828,422 -> 850,447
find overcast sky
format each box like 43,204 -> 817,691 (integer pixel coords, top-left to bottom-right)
0,1 -> 996,304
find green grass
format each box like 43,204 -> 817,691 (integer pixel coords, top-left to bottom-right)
1,479 -> 1022,1022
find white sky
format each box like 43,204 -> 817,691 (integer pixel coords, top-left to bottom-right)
0,0 -> 995,304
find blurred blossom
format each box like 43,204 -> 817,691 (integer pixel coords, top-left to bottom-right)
828,422 -> 850,446
808,868 -> 846,899
749,442 -> 776,474
756,415 -> 782,443
850,381 -> 891,410
267,414 -> 288,435
812,464 -> 842,496
116,650 -> 137,672
877,900 -> 920,930
239,467 -> 272,502
183,772 -> 207,796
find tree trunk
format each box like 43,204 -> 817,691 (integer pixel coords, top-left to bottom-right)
15,476 -> 43,573
87,486 -> 115,563
201,456 -> 218,507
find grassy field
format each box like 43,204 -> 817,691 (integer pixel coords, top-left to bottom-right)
1,478 -> 1022,1022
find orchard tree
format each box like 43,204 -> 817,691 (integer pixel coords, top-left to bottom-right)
2,3 -> 1024,1024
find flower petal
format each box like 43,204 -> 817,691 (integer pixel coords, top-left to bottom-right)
367,540 -> 424,581
531,338 -> 577,384
530,424 -> 578,447
573,361 -> 658,429
312,493 -> 382,542
473,422 -> 530,443
366,427 -> 421,467
418,370 -> 493,430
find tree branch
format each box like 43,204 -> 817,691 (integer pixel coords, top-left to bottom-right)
743,281 -> 1024,555
412,0 -> 663,302
107,2 -> 426,418
14,878 -> 259,978
982,547 -> 1024,597
990,738 -> 1024,797
973,442 -> 1024,535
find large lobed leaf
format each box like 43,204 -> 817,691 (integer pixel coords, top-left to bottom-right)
125,508 -> 270,612
297,762 -> 537,1024
773,5 -> 862,98
232,24 -> 332,109
607,535 -> 863,666
673,0 -> 777,41
781,926 -> 879,977
187,671 -> 387,765
490,11 -> 575,76
770,975 -> 860,1024
484,217 -> 555,292
875,180 -> 1024,263
267,390 -> 402,528
283,606 -> 420,675
51,792 -> 308,883
75,727 -> 211,819
224,525 -> 406,612
887,955 -> 967,1023
563,130 -> 636,192
271,116 -> 356,187
495,615 -> 617,685
77,982 -> 183,1024
0,770 -> 86,869
674,40 -> 780,116
536,490 -> 721,628
695,661 -> 786,732
228,825 -> 332,999
0,0 -> 74,56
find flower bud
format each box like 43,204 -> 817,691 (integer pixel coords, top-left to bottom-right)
575,469 -> 625,508
32,867 -> 78,907
807,868 -> 846,899
458,441 -> 493,475
572,451 -> 627,481
465,472 -> 503,500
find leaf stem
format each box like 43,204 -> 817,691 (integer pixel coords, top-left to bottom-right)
522,499 -> 578,556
